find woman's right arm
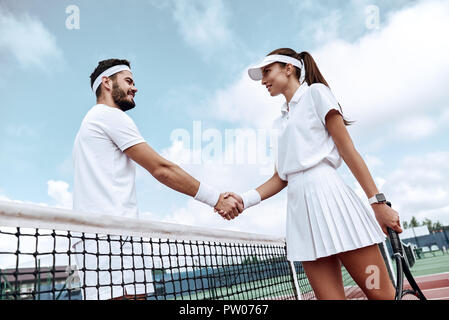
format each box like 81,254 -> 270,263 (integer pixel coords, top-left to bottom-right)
255,171 -> 288,201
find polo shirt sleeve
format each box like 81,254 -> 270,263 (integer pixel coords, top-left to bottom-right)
101,109 -> 146,152
310,83 -> 343,125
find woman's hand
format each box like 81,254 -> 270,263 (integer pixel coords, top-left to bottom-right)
371,203 -> 403,235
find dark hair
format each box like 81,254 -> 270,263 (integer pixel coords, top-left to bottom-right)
90,59 -> 131,98
267,48 -> 353,126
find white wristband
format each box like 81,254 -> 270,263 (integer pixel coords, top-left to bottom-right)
194,183 -> 220,207
241,189 -> 261,210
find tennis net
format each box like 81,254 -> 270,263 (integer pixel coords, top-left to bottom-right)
0,200 -> 393,300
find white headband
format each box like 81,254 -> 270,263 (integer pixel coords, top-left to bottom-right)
92,65 -> 131,93
248,54 -> 306,83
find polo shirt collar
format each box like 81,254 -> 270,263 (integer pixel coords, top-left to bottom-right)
281,82 -> 309,116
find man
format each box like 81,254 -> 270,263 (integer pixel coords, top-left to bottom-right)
72,59 -> 243,300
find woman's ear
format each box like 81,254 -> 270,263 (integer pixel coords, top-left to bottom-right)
285,63 -> 294,77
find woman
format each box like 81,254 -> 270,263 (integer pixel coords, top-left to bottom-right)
218,48 -> 402,300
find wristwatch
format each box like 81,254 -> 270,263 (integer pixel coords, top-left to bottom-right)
368,193 -> 387,205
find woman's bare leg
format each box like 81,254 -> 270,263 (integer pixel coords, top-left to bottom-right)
302,255 -> 346,300
337,244 -> 395,300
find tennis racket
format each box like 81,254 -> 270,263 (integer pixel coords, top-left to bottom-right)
386,201 -> 426,300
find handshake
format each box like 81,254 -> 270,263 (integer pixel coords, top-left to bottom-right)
214,192 -> 244,221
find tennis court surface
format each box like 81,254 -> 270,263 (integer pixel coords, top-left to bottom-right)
1,200 -> 447,300
404,252 -> 449,300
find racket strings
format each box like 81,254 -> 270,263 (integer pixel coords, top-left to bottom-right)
401,289 -> 420,300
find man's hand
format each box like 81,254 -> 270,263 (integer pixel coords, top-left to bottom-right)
214,193 -> 244,220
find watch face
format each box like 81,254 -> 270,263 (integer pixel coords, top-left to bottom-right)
376,193 -> 386,202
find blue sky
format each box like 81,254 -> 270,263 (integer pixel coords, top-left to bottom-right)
1,0 -> 449,237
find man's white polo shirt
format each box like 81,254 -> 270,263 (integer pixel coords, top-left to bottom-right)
72,104 -> 145,218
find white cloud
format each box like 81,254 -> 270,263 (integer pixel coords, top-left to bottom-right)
382,151 -> 449,225
413,205 -> 449,228
353,152 -> 449,225
47,180 -> 73,209
441,108 -> 449,123
169,0 -> 234,57
394,116 -> 437,141
161,139 -> 198,166
0,8 -> 63,69
0,194 -> 11,201
311,0 -> 449,143
211,71 -> 284,129
311,9 -> 342,44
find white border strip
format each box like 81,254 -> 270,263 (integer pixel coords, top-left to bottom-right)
289,261 -> 302,300
0,200 -> 286,246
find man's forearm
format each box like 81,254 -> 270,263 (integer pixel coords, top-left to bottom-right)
153,163 -> 200,197
124,142 -> 204,199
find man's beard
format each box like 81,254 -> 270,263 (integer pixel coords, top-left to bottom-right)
112,82 -> 135,112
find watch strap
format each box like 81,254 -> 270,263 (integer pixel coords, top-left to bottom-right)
368,193 -> 387,205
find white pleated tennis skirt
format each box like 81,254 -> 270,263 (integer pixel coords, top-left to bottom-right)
285,161 -> 385,262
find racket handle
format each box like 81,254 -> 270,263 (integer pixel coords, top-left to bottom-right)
385,202 -> 403,255
388,227 -> 403,255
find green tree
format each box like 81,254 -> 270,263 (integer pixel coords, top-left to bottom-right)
432,222 -> 443,231
426,221 -> 444,232
401,217 -> 445,231
410,217 -> 419,228
422,218 -> 433,231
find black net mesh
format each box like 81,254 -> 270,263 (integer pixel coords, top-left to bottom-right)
0,202 -> 393,300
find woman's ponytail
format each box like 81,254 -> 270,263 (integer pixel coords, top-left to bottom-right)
297,51 -> 329,87
298,51 -> 353,126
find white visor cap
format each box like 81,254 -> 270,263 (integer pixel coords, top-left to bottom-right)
248,54 -> 304,81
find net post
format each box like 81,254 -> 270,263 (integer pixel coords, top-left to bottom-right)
288,260 -> 302,300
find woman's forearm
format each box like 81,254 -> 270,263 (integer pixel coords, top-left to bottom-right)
256,172 -> 288,201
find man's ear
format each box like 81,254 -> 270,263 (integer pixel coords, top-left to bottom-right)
101,76 -> 112,91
